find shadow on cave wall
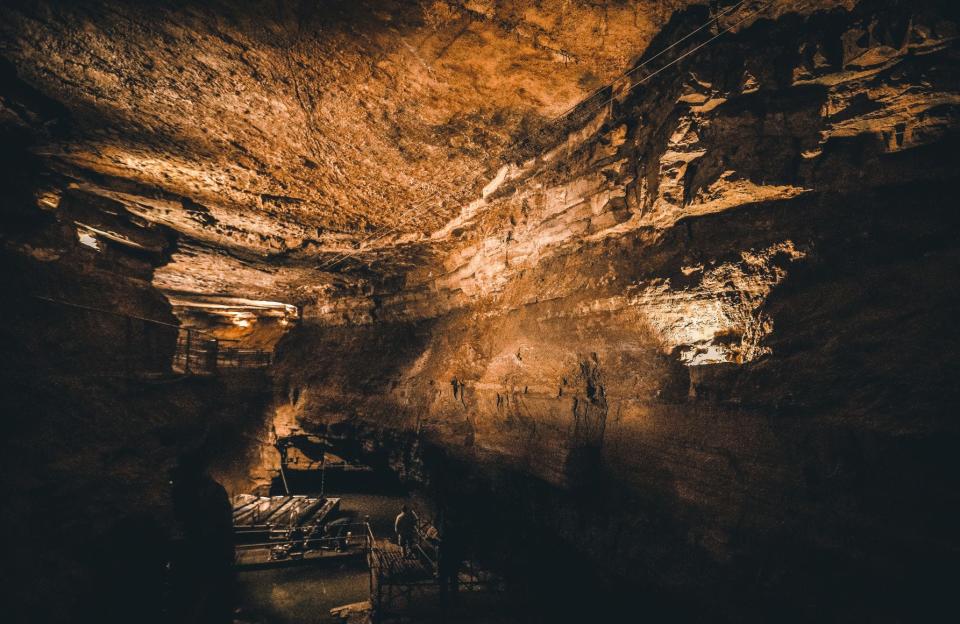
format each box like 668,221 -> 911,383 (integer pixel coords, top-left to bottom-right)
273,161 -> 960,622
1,113 -> 273,623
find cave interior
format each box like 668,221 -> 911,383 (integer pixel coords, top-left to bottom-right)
2,0 -> 959,622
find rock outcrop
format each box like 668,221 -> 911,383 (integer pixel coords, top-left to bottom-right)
0,67 -> 271,624
270,0 -> 960,619
2,0 -> 959,621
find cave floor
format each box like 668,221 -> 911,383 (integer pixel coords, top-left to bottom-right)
234,489 -> 520,624
235,492 -> 406,624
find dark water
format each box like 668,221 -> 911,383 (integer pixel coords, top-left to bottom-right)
237,561 -> 370,624
236,491 -> 408,624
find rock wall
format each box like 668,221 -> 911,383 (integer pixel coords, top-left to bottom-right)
0,72 -> 272,624
274,1 -> 960,619
3,0 -> 958,620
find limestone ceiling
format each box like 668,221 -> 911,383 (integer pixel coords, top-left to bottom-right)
1,0 -> 853,308
1,1 -> 695,242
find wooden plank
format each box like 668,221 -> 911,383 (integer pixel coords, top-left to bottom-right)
234,497 -> 275,526
304,497 -> 340,525
234,499 -> 267,525
232,496 -> 262,518
235,545 -> 361,569
372,546 -> 434,583
271,497 -> 306,527
291,497 -> 327,525
260,495 -> 301,523
233,495 -> 342,530
236,496 -> 292,526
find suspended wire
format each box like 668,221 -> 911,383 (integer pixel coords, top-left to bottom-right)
31,294 -> 220,338
313,2 -> 746,271
544,0 -> 748,125
312,2 -> 744,271
317,0 -> 746,270
590,0 -> 774,114
314,3 -> 749,272
316,0 -> 777,272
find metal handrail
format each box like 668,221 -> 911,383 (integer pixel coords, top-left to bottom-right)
369,517 -> 439,571
173,330 -> 273,373
236,522 -> 375,552
31,295 -> 222,338
33,295 -> 274,375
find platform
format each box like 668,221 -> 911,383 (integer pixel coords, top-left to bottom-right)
369,540 -> 436,583
367,535 -> 506,622
232,495 -> 369,570
235,538 -> 365,569
232,494 -> 340,537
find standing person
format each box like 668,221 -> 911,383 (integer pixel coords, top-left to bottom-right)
394,505 -> 419,557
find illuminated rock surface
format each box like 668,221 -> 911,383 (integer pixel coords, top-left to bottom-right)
2,0 -> 959,622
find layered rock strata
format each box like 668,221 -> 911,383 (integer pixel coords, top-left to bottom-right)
0,83 -> 271,624
2,0 -> 959,621
272,0 -> 960,618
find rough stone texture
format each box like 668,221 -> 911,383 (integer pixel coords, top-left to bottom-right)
267,0 -> 960,619
0,0 -> 707,300
0,228 -> 273,622
0,1 -> 859,313
0,83 -> 270,623
2,0 -> 959,621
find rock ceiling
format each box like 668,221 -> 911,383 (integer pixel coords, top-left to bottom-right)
1,0 -> 853,311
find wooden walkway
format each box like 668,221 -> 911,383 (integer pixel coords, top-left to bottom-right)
369,540 -> 435,582
368,539 -> 440,619
366,534 -> 506,622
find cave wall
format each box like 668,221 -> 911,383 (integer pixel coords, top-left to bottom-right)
0,73 -> 272,623
2,0 -> 957,621
0,203 -> 273,624
274,1 -> 960,619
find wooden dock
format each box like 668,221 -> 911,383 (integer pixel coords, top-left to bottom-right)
232,495 -> 373,570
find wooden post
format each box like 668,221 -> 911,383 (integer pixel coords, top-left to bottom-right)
207,338 -> 219,374
277,443 -> 290,495
320,450 -> 326,498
